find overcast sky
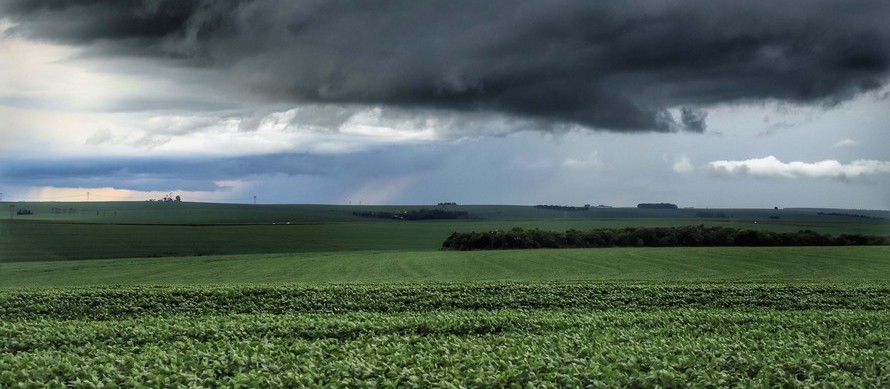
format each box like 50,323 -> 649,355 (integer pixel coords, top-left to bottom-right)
1,0 -> 889,209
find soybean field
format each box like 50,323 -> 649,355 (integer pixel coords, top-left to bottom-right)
2,283 -> 889,387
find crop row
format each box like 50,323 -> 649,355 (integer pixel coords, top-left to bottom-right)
2,309 -> 888,388
3,283 -> 889,320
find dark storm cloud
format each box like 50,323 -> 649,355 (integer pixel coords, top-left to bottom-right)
103,97 -> 239,113
4,0 -> 890,133
680,107 -> 708,133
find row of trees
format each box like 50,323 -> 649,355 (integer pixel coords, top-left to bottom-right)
534,204 -> 591,211
441,225 -> 889,250
637,203 -> 678,209
817,212 -> 887,220
353,208 -> 469,220
148,194 -> 181,202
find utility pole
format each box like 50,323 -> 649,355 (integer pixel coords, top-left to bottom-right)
253,195 -> 257,205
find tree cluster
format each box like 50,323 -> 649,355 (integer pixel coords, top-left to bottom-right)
441,225 -> 889,250
148,194 -> 181,202
637,203 -> 678,209
353,208 -> 469,221
534,204 -> 590,211
817,212 -> 887,220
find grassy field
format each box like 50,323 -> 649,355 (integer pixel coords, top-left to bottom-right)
1,246 -> 888,287
6,201 -> 889,225
2,201 -> 887,261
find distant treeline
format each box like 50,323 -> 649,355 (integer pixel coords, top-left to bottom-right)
441,225 -> 890,250
354,208 -> 469,220
817,212 -> 888,220
534,205 -> 590,211
637,203 -> 678,209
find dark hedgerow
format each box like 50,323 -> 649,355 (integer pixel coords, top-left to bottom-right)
353,208 -> 469,220
441,225 -> 890,250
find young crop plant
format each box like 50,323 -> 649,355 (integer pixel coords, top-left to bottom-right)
1,283 -> 889,387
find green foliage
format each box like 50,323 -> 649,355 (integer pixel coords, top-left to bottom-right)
2,284 -> 889,387
2,283 -> 890,320
442,226 -> 890,250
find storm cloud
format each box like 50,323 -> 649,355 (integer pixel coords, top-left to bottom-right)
4,0 -> 889,133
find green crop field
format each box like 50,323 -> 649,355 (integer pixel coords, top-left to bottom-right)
1,201 -> 889,386
2,201 -> 887,261
1,246 -> 888,287
2,283 -> 889,387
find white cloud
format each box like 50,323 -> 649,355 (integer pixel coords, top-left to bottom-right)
704,156 -> 890,179
672,155 -> 694,173
84,128 -> 114,145
834,138 -> 858,148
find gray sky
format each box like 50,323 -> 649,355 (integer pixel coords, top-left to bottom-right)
1,0 -> 889,208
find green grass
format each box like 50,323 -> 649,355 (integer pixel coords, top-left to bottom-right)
3,204 -> 887,261
2,246 -> 888,287
6,201 -> 889,225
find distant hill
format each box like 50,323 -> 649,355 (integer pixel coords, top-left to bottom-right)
2,202 -> 887,261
